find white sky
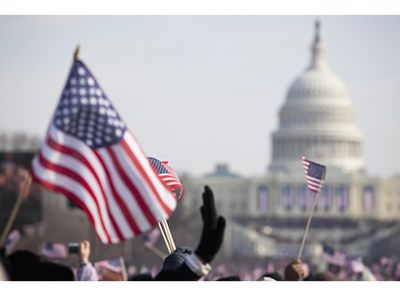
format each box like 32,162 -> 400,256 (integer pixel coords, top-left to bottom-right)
0,16 -> 399,177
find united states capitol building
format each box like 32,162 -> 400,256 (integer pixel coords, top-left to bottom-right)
182,21 -> 400,260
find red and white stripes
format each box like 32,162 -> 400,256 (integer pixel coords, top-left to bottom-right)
31,125 -> 176,244
302,156 -> 325,193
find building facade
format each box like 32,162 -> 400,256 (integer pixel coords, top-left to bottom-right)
182,21 -> 400,260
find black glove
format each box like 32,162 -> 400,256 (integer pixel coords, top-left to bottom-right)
195,185 -> 226,263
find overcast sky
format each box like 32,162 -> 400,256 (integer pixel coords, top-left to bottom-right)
0,16 -> 399,177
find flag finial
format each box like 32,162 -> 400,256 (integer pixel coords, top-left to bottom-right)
73,45 -> 80,61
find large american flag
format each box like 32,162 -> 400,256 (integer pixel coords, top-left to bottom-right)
30,59 -> 177,244
301,156 -> 326,193
147,157 -> 184,201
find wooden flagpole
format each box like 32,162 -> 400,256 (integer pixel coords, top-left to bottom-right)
297,190 -> 321,261
157,220 -> 176,254
0,175 -> 32,247
118,256 -> 128,281
161,219 -> 176,250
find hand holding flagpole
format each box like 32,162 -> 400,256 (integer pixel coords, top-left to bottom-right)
297,156 -> 326,261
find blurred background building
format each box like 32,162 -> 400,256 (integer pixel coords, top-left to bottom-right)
182,21 -> 400,263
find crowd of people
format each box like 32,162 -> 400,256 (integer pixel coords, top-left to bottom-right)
0,185 -> 399,281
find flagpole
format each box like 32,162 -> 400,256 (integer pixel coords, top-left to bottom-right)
297,190 -> 321,261
118,256 -> 128,281
161,219 -> 176,250
157,221 -> 174,254
0,175 -> 32,247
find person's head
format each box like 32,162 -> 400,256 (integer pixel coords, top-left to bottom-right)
8,250 -> 74,281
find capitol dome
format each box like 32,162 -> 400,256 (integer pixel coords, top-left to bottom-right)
269,21 -> 365,175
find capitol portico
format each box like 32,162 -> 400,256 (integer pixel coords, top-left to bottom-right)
182,21 -> 400,260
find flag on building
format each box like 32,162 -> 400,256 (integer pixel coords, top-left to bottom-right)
147,157 -> 184,201
363,186 -> 375,212
41,241 -> 67,259
322,245 -> 347,267
30,57 -> 177,244
282,185 -> 294,210
4,229 -> 21,254
257,186 -> 268,212
301,156 -> 327,193
142,227 -> 161,248
336,185 -> 349,212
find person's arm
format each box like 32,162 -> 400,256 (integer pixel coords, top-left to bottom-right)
76,240 -> 98,281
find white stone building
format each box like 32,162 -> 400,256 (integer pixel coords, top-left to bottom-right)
182,21 -> 400,260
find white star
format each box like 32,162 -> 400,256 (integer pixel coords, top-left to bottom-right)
86,139 -> 93,146
70,87 -> 77,95
79,78 -> 86,85
71,97 -> 79,104
89,88 -> 96,95
81,97 -> 88,105
115,129 -> 122,137
90,97 -> 97,105
95,88 -> 102,96
79,88 -> 87,96
78,67 -> 86,76
87,77 -> 95,86
70,78 -> 77,85
62,108 -> 69,115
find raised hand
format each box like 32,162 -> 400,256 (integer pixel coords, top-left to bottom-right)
195,185 -> 226,263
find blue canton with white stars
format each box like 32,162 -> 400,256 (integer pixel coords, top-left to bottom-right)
308,162 -> 326,180
53,60 -> 126,148
147,157 -> 168,174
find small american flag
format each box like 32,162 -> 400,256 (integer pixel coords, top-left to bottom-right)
5,229 -> 21,254
322,245 -> 346,267
30,58 -> 177,244
41,241 -> 67,259
302,156 -> 326,193
95,258 -> 122,273
148,157 -> 184,201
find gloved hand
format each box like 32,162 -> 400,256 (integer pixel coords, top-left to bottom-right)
195,185 -> 226,263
